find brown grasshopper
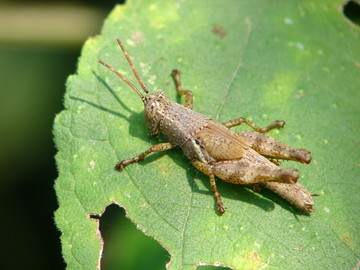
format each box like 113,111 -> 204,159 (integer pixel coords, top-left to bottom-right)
99,39 -> 317,215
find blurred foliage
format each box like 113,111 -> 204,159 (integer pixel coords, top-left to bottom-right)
0,43 -> 74,270
1,1 -> 170,269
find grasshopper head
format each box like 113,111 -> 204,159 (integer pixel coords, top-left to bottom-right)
99,39 -> 170,136
144,91 -> 170,135
99,39 -> 174,136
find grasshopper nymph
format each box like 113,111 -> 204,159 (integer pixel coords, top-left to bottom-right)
99,39 -> 317,214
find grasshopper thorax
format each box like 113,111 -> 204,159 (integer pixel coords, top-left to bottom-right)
144,91 -> 170,135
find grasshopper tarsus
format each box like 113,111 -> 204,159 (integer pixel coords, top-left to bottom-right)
100,38 -> 316,214
171,69 -> 180,76
256,119 -> 285,133
115,162 -> 124,170
218,205 -> 226,215
263,120 -> 286,132
115,158 -> 139,170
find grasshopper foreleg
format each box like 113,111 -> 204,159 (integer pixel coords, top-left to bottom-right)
116,142 -> 174,170
222,118 -> 285,133
171,69 -> 193,109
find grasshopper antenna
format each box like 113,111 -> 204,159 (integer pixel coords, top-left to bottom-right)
116,38 -> 149,94
98,60 -> 146,104
98,39 -> 149,104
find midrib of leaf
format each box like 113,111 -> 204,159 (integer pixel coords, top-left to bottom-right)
214,22 -> 253,121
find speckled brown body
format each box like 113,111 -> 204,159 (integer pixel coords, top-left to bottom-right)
145,93 -> 209,146
99,39 -> 317,215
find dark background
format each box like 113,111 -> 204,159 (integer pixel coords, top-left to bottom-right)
0,1 -> 358,269
0,1 -> 169,269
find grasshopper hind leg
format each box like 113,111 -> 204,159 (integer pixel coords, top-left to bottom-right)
211,158 -> 299,185
222,117 -> 311,164
237,131 -> 312,164
192,156 -> 299,214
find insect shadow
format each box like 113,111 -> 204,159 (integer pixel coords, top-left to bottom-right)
70,72 -> 146,139
190,165 -> 276,213
254,184 -> 309,217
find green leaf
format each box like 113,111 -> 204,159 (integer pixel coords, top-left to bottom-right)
54,0 -> 360,269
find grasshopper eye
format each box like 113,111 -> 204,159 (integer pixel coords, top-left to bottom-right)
145,102 -> 157,119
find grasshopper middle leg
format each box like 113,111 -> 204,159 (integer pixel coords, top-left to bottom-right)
116,142 -> 174,170
192,160 -> 225,214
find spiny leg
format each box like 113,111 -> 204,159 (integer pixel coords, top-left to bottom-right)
171,69 -> 193,109
192,160 -> 225,214
237,131 -> 312,164
116,142 -> 174,170
211,159 -> 299,185
222,117 -> 285,133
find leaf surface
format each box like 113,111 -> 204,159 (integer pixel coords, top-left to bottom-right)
54,0 -> 360,269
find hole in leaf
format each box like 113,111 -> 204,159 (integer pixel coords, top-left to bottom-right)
97,204 -> 170,269
343,0 -> 360,26
197,266 -> 232,270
